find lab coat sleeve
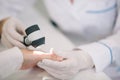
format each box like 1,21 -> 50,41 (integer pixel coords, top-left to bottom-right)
78,31 -> 120,72
0,47 -> 23,79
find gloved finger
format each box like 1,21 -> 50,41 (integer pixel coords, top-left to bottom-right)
5,21 -> 25,42
38,63 -> 62,75
15,19 -> 26,35
38,63 -> 70,80
38,59 -> 73,70
38,62 -> 63,77
1,33 -> 13,48
3,23 -> 26,48
7,27 -> 25,42
50,53 -> 64,61
3,30 -> 26,48
8,17 -> 26,32
51,50 -> 65,58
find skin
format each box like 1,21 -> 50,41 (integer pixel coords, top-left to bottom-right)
21,49 -> 63,70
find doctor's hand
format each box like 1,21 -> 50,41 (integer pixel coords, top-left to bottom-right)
37,50 -> 94,80
0,17 -> 26,48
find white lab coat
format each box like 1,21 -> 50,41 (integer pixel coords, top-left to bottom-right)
0,0 -> 120,79
44,0 -> 120,79
44,0 -> 117,41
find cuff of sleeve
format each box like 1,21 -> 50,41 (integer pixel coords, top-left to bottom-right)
78,42 -> 111,72
9,47 -> 24,70
0,47 -> 23,78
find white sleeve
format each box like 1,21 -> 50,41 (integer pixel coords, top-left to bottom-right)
0,47 -> 23,79
113,0 -> 120,32
79,31 -> 120,72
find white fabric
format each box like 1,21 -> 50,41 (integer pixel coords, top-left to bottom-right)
79,42 -> 112,72
44,0 -> 117,41
37,50 -> 94,80
72,69 -> 111,80
78,0 -> 120,72
114,0 -> 120,32
78,31 -> 120,79
100,31 -> 120,66
0,47 -> 23,79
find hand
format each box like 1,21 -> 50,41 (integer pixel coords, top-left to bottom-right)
1,17 -> 26,48
20,49 -> 63,70
37,50 -> 94,80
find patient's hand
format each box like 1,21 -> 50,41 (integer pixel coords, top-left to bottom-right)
21,48 -> 63,70
40,53 -> 63,61
34,48 -> 63,62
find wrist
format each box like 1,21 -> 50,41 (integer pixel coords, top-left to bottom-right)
76,50 -> 94,69
21,48 -> 33,54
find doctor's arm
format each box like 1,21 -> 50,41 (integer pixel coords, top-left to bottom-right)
79,4 -> 120,71
79,30 -> 120,72
38,29 -> 120,80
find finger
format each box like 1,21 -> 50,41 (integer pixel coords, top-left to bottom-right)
37,60 -> 62,70
50,49 -> 65,61
5,22 -> 25,42
9,17 -> 26,34
50,49 -> 61,56
38,63 -> 63,78
51,50 -> 69,59
50,53 -> 64,61
3,23 -> 26,48
7,28 -> 24,42
1,33 -> 13,48
15,19 -> 26,35
37,62 -> 64,75
37,62 -> 68,80
3,30 -> 26,48
38,59 -> 71,70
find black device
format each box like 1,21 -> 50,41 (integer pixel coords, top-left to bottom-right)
23,24 -> 45,48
